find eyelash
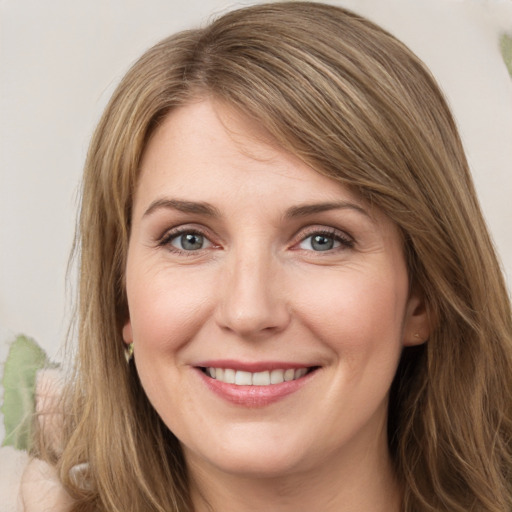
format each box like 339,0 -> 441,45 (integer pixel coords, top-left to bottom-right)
158,226 -> 354,255
296,228 -> 354,252
158,228 -> 213,255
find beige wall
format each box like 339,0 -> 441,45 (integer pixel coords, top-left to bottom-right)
1,0 -> 511,358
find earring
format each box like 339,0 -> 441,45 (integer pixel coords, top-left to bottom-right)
125,343 -> 134,363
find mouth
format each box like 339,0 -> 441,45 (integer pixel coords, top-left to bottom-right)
199,366 -> 318,386
194,360 -> 321,407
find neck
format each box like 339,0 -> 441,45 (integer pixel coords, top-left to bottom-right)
187,422 -> 401,512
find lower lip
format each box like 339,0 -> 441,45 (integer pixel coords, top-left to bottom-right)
195,368 -> 316,408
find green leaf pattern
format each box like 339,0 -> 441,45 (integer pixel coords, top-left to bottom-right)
500,33 -> 512,78
1,335 -> 54,450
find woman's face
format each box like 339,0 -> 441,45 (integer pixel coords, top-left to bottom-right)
123,99 -> 427,481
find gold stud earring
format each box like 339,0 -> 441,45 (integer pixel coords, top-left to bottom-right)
125,343 -> 134,363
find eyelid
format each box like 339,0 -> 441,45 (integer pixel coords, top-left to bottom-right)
291,225 -> 355,251
158,224 -> 220,253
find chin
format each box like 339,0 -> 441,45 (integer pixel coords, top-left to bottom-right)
184,430 -> 316,479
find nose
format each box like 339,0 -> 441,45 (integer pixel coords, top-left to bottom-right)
215,248 -> 291,339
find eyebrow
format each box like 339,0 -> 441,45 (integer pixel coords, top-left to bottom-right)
143,198 -> 221,218
285,201 -> 370,219
143,198 -> 370,220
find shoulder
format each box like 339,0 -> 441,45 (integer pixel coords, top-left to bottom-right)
0,446 -> 28,512
18,367 -> 74,511
19,455 -> 74,512
0,446 -> 74,512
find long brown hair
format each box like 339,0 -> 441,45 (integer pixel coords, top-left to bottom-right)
46,2 -> 512,510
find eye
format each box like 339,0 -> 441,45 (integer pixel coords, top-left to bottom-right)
297,230 -> 353,252
162,230 -> 213,252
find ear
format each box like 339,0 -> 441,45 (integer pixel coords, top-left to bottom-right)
402,288 -> 430,346
122,320 -> 133,345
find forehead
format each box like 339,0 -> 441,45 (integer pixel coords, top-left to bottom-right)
137,99 -> 366,210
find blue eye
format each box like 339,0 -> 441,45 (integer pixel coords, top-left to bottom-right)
168,231 -> 212,251
298,231 -> 353,252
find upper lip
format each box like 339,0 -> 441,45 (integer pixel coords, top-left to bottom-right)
195,359 -> 318,373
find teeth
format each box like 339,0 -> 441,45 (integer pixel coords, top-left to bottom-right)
252,371 -> 270,386
204,367 -> 311,385
295,368 -> 307,379
235,370 -> 252,385
270,369 -> 284,384
224,368 -> 235,384
284,369 -> 295,381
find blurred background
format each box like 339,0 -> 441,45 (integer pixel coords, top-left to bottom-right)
1,0 -> 511,359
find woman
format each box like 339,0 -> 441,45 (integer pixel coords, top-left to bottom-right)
25,2 -> 512,511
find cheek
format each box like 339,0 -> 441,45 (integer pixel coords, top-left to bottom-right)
125,264 -> 215,356
293,267 -> 408,367
297,264 -> 407,323
125,266 -> 216,426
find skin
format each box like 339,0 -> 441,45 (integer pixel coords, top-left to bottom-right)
123,98 -> 428,511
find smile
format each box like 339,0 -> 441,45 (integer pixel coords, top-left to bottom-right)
196,363 -> 319,407
202,367 -> 311,386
